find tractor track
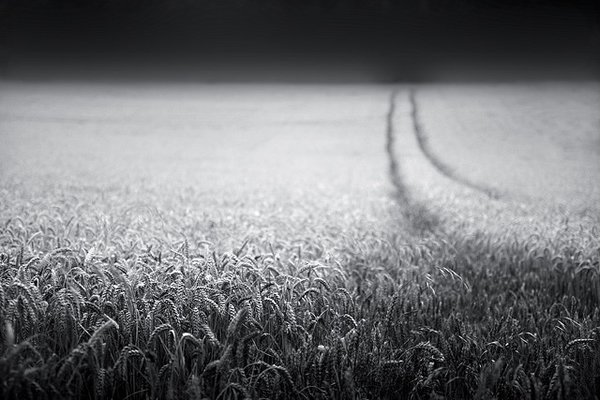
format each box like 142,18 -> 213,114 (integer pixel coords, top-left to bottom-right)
385,88 -> 442,235
407,88 -> 500,200
385,87 -> 506,235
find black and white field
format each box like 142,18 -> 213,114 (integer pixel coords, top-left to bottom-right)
1,79 -> 599,399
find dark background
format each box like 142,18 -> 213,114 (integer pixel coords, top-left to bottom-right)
1,0 -> 599,81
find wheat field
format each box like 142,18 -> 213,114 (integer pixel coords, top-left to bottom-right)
1,82 -> 599,399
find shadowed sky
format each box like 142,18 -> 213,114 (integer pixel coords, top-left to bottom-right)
1,0 -> 599,81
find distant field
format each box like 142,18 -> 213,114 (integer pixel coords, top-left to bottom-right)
413,83 -> 600,212
1,82 -> 599,399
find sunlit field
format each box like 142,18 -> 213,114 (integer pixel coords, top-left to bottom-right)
1,82 -> 599,399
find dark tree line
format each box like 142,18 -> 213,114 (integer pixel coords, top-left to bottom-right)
0,0 -> 597,16
0,0 -> 597,78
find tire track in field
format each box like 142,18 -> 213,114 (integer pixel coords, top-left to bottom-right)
408,88 -> 501,200
385,89 -> 410,206
385,89 -> 442,235
385,87 -> 502,236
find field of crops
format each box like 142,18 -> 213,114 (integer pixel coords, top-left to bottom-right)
1,82 -> 599,399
